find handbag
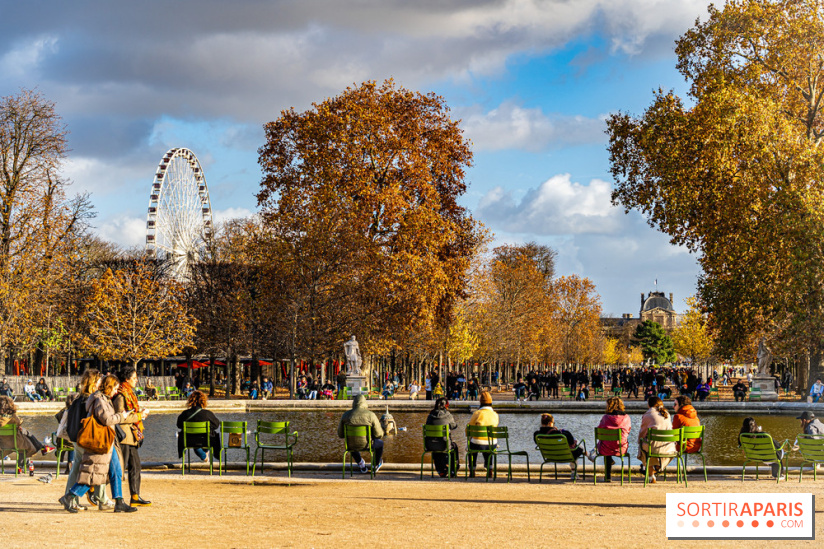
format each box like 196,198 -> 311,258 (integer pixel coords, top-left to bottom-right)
77,416 -> 115,454
114,424 -> 127,442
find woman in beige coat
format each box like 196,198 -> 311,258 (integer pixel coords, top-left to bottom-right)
637,396 -> 676,484
58,374 -> 142,514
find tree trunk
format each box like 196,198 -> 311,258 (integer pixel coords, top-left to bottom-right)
208,354 -> 215,397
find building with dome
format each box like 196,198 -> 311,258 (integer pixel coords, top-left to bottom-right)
640,291 -> 677,329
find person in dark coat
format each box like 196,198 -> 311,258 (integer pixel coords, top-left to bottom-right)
176,390 -> 221,461
425,398 -> 460,477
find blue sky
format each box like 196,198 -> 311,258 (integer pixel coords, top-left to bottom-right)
0,0 -> 709,315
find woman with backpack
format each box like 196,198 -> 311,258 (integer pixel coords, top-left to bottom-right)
59,374 -> 142,513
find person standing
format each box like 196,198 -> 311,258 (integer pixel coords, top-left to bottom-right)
424,373 -> 432,401
59,374 -> 140,513
113,367 -> 151,507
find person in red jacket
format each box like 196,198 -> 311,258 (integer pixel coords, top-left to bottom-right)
672,395 -> 702,453
587,397 -> 631,482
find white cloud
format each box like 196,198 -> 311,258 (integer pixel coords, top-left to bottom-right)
460,102 -> 606,151
97,215 -> 145,248
213,207 -> 253,224
477,173 -> 621,235
0,35 -> 57,80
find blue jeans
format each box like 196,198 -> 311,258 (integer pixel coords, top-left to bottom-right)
69,447 -> 123,500
194,447 -> 208,460
814,395 -> 821,403
352,439 -> 384,465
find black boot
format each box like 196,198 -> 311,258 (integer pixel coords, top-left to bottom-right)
58,494 -> 78,514
131,494 -> 152,506
114,498 -> 138,513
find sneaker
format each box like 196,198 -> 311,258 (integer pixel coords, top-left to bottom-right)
570,472 -> 577,481
41,445 -> 56,455
358,461 -> 368,474
585,450 -> 597,463
86,493 -> 99,507
374,461 -> 383,474
650,474 -> 657,484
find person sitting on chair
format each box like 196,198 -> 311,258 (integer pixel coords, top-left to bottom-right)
533,413 -> 583,480
408,381 -> 420,400
144,379 -> 158,400
467,391 -> 498,477
338,395 -> 384,474
382,381 -> 394,400
513,377 -> 527,403
576,384 -> 590,401
24,380 -> 42,401
36,378 -> 53,401
695,380 -> 710,401
637,397 -> 675,484
0,378 -> 12,398
739,417 -> 783,478
733,380 -> 748,401
175,391 -> 221,462
425,398 -> 459,477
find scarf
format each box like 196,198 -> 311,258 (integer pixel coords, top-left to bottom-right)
118,381 -> 143,433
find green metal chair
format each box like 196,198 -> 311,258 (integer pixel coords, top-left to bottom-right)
53,388 -> 66,402
252,420 -> 298,478
796,434 -> 824,482
562,387 -> 571,399
592,387 -> 603,400
611,386 -> 622,397
535,434 -> 586,482
708,387 -> 719,401
749,387 -> 762,401
51,431 -> 74,478
336,387 -> 349,400
489,426 -> 530,482
680,425 -> 708,482
739,432 -> 788,483
219,421 -> 250,476
642,428 -> 685,487
593,427 -> 631,485
0,423 -> 21,476
181,421 -> 214,475
465,425 -> 496,481
342,424 -> 375,479
421,424 -> 455,480
166,387 -> 181,401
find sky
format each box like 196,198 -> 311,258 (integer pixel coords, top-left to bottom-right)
0,0 -> 709,316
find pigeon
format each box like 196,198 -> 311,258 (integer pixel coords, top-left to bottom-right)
37,473 -> 53,484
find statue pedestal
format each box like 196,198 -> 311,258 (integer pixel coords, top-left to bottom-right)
752,375 -> 779,401
346,375 -> 368,397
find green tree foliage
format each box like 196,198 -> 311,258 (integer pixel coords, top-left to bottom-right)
632,320 -> 676,365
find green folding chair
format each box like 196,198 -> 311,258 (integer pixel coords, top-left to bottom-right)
535,434 -> 586,482
612,386 -> 622,397
53,388 -> 66,402
166,387 -> 180,400
219,421 -> 250,476
489,426 -> 530,483
642,428 -> 685,487
739,432 -> 788,483
796,434 -> 824,482
465,425 -> 496,481
680,425 -> 708,482
593,427 -> 631,485
0,424 -> 21,476
181,421 -> 214,475
253,420 -> 298,478
342,424 -> 375,479
421,424 -> 455,480
51,431 -> 74,478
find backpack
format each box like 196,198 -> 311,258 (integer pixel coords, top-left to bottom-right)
66,394 -> 89,442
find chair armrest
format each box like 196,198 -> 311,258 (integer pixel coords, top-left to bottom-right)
290,431 -> 299,445
575,439 -> 586,453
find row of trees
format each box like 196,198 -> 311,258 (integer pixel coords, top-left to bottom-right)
608,0 -> 824,388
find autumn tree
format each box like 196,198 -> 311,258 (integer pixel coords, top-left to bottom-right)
257,80 -> 482,389
546,275 -> 604,366
83,261 -> 196,368
632,320 -> 676,365
672,296 -> 714,367
608,0 -> 824,387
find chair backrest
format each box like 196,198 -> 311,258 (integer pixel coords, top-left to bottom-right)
183,421 -> 211,448
344,424 -> 371,452
796,434 -> 824,462
67,387 -> 76,393
488,426 -> 510,449
594,427 -> 626,456
646,428 -> 682,456
422,424 -> 450,439
466,425 -> 490,446
535,434 -> 574,461
0,423 -> 18,448
257,420 -> 290,436
680,425 -> 704,446
220,420 -> 247,445
739,432 -> 779,461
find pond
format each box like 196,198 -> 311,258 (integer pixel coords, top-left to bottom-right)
18,411 -> 807,467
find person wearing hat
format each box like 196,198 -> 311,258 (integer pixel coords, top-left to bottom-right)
797,411 -> 824,436
466,391 -> 498,477
24,379 -> 42,401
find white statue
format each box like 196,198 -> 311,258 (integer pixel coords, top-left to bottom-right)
756,338 -> 772,376
344,335 -> 362,375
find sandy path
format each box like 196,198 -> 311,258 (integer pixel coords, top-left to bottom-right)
1,471 -> 820,548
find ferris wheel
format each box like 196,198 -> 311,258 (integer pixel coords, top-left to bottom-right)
145,147 -> 212,279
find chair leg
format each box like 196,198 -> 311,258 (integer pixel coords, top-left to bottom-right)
525,455 -> 530,482
420,452 -> 425,480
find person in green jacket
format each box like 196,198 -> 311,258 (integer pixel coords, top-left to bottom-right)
338,395 -> 384,474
